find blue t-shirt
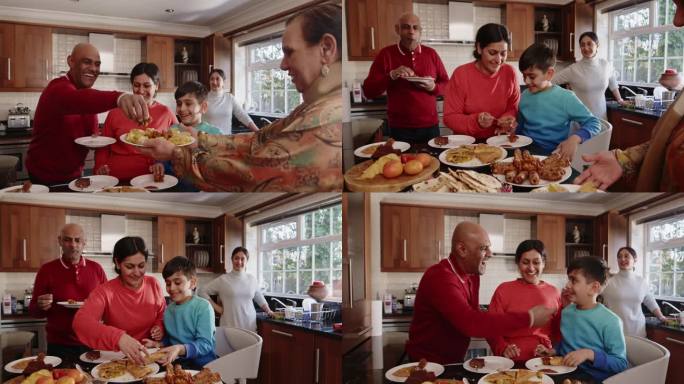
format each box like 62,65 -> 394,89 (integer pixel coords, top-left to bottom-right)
163,295 -> 216,367
557,303 -> 628,382
517,85 -> 601,153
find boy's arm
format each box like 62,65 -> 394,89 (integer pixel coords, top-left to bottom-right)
184,302 -> 216,359
566,93 -> 601,142
591,321 -> 628,374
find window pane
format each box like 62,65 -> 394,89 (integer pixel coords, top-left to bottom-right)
663,249 -> 675,272
636,35 -> 650,58
284,247 -> 298,270
676,248 -> 684,270
314,208 -> 332,238
272,249 -> 284,271
263,251 -> 272,271
288,92 -> 301,113
261,91 -> 272,113
666,58 -> 683,74
624,61 -> 635,82
620,37 -> 635,59
332,269 -> 342,299
653,33 -> 665,57
667,30 -> 684,57
315,270 -> 330,286
299,245 -> 312,269
332,240 -> 342,269
613,61 -> 623,81
676,273 -> 684,298
667,0 -> 676,26
266,222 -> 297,243
249,92 -> 260,112
314,243 -> 330,269
303,213 -> 313,239
262,271 -> 272,291
299,270 -> 312,294
635,60 -> 649,82
332,205 -> 342,235
273,69 -> 285,90
273,272 -> 284,293
662,272 -> 674,296
651,59 -> 664,83
658,0 -> 667,26
285,271 -> 297,294
273,91 -> 285,114
649,274 -> 660,295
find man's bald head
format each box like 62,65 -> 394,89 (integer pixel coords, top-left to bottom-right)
59,223 -> 86,263
395,12 -> 422,50
67,43 -> 101,89
397,12 -> 421,27
450,221 -> 492,275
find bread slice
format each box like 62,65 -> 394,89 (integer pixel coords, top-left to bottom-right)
126,361 -> 154,379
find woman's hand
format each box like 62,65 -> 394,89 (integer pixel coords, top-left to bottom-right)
118,333 -> 147,366
150,325 -> 163,341
534,344 -> 555,357
477,112 -> 495,128
137,138 -> 176,161
141,338 -> 162,349
159,345 -> 185,365
573,150 -> 623,190
562,349 -> 594,367
502,344 -> 520,359
496,116 -> 517,133
95,165 -> 110,175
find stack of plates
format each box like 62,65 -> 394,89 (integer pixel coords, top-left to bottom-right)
194,250 -> 209,268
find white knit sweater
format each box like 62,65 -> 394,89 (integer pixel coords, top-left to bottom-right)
204,91 -> 255,135
601,270 -> 660,337
198,270 -> 267,331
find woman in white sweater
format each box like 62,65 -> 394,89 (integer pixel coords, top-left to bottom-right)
601,247 -> 668,337
552,32 -> 625,120
204,69 -> 259,134
199,246 -> 273,331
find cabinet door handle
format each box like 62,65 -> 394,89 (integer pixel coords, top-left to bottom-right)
22,238 -> 27,261
666,337 -> 684,345
272,329 -> 293,337
509,32 -> 513,52
403,239 -> 407,262
602,244 -> 607,261
348,258 -> 353,309
45,60 -> 49,80
370,27 -> 375,50
220,244 -> 224,264
7,58 -> 10,81
569,33 -> 574,53
621,117 -> 643,126
315,347 -> 320,383
437,240 -> 441,260
160,243 -> 164,264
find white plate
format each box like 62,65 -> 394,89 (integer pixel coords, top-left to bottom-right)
439,146 -> 507,168
531,184 -> 606,193
74,136 -> 117,148
91,362 -> 159,383
79,350 -> 125,364
130,174 -> 179,191
477,369 -> 553,384
384,361 -> 444,383
428,135 -> 476,149
147,370 -> 221,384
492,155 -> 571,187
57,301 -> 84,309
119,134 -> 195,148
0,184 -> 49,193
353,141 -> 411,158
94,186 -> 151,193
68,175 -> 119,192
525,357 -> 577,375
4,355 -> 62,373
402,76 -> 434,83
464,356 -> 515,374
486,134 -> 533,149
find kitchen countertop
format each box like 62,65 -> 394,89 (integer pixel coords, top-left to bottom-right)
256,313 -> 341,339
0,312 -> 46,325
645,316 -> 684,334
606,101 -> 664,118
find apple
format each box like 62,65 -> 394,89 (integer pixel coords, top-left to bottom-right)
403,159 -> 424,175
53,369 -> 82,383
383,160 -> 404,178
36,376 -> 54,384
55,377 -> 75,384
415,153 -> 432,167
400,154 -> 416,164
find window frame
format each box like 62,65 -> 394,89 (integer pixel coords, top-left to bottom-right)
644,212 -> 684,301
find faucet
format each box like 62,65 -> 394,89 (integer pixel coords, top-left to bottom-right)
270,298 -> 289,309
285,298 -> 297,306
662,301 -> 681,314
621,86 -> 638,97
260,117 -> 273,125
637,87 -> 649,95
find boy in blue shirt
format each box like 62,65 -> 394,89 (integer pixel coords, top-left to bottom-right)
517,43 -> 600,160
537,257 -> 627,382
144,256 -> 216,368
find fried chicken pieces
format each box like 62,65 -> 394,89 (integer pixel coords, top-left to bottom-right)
492,149 -> 569,185
144,365 -> 220,384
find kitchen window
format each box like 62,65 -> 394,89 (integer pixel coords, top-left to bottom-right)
245,37 -> 302,115
645,213 -> 684,300
258,204 -> 342,299
609,0 -> 682,85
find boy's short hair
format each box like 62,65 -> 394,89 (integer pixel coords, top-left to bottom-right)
175,81 -> 208,103
518,43 -> 556,73
162,256 -> 197,280
567,256 -> 608,285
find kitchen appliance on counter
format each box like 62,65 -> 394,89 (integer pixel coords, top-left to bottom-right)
403,283 -> 418,310
7,104 -> 31,129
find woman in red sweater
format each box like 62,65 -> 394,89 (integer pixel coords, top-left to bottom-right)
486,240 -> 562,363
443,23 -> 520,140
73,236 -> 166,365
94,63 -> 177,183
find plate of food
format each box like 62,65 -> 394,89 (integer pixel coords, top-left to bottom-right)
439,144 -> 506,168
74,136 -> 117,148
144,367 -> 222,384
491,150 -> 571,187
4,354 -> 61,374
94,186 -> 150,193
486,134 -> 533,149
130,174 -> 179,191
477,369 -> 553,384
532,181 -> 604,193
525,357 -> 576,375
412,170 -> 502,193
57,300 -> 84,309
68,175 -> 119,192
464,356 -> 514,374
120,128 -> 195,147
428,135 -> 476,149
385,359 -> 444,383
402,76 -> 434,83
79,350 -> 125,364
354,140 -> 410,158
0,181 -> 49,193
91,360 -> 159,383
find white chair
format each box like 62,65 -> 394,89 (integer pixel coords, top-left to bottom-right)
571,119 -> 613,172
603,335 -> 670,384
204,327 -> 263,384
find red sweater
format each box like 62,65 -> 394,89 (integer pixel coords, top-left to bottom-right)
26,74 -> 122,183
94,102 -> 177,182
443,62 -> 520,139
28,257 -> 107,346
73,275 -> 166,351
486,279 -> 562,362
362,44 -> 448,128
407,259 -> 530,364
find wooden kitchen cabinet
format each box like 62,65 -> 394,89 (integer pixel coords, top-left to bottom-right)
211,214 -> 243,273
608,108 -> 657,150
534,214 -> 566,274
156,216 -> 185,271
0,23 -> 15,88
201,33 -> 231,88
0,204 -> 65,271
315,335 -> 342,384
381,204 -> 444,272
145,35 -> 175,91
345,0 -> 413,60
505,3 -> 535,60
594,211 -> 627,263
646,327 -> 684,384
0,23 -> 52,90
260,322 -> 315,384
558,0 -> 594,62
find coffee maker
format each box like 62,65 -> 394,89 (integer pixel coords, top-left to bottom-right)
403,283 -> 418,310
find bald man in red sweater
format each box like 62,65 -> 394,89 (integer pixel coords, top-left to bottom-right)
407,222 -> 555,364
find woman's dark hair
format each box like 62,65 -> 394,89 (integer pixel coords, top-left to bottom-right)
473,23 -> 510,60
209,68 -> 226,81
286,3 -> 342,59
231,246 -> 249,260
579,31 -> 599,45
515,239 -> 547,264
130,62 -> 160,86
617,246 -> 637,260
113,236 -> 148,274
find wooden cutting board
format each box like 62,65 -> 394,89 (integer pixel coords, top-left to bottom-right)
344,157 -> 440,192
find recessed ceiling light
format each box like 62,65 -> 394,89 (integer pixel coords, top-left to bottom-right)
165,9 -> 175,14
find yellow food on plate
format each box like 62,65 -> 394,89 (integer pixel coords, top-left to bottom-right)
445,147 -> 474,164
359,154 -> 400,179
12,359 -> 32,370
97,361 -> 127,380
126,361 -> 154,379
445,144 -> 502,165
125,128 -> 193,146
578,181 -> 598,192
484,369 -> 543,384
361,144 -> 382,155
20,370 -> 51,384
546,183 -> 568,192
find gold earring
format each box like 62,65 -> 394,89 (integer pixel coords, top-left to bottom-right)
321,64 -> 330,78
